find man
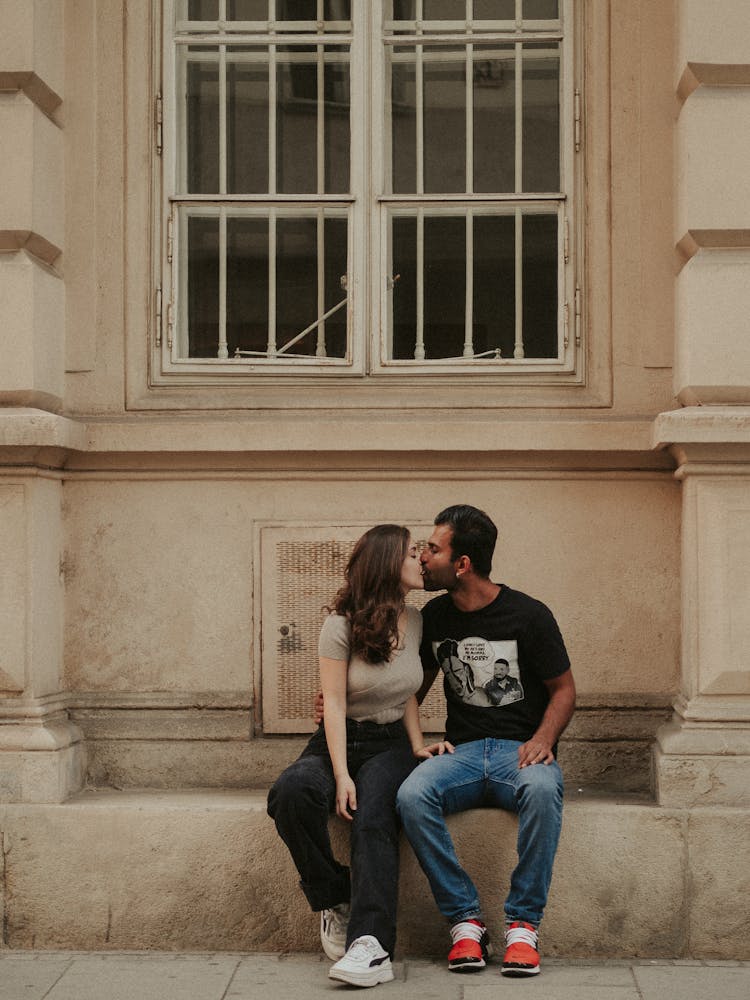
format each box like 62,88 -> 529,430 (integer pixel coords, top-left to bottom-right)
483,658 -> 523,707
397,504 -> 575,978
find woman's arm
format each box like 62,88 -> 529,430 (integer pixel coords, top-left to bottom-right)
403,694 -> 455,759
320,655 -> 357,820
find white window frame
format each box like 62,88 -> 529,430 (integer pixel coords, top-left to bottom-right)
153,0 -> 582,385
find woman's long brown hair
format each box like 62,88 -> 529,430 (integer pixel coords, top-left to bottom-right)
330,524 -> 410,665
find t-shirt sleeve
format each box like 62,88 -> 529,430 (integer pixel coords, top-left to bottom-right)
521,603 -> 571,679
318,614 -> 352,661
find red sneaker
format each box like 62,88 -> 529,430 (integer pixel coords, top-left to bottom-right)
501,921 -> 540,976
447,919 -> 490,973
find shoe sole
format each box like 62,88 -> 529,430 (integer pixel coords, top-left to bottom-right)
448,959 -> 486,973
328,966 -> 395,987
501,965 -> 540,977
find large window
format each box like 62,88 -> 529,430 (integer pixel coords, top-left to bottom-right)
157,1 -> 580,380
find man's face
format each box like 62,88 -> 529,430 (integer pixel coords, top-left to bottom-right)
421,524 -> 459,592
494,660 -> 509,679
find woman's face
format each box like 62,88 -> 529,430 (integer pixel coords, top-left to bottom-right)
400,536 -> 425,594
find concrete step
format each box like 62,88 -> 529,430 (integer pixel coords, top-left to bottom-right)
1,789 -> 745,959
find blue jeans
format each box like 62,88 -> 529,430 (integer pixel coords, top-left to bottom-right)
396,739 -> 563,928
267,719 -> 418,957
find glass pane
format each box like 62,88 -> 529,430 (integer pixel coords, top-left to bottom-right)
322,216 -> 348,358
227,52 -> 269,194
228,0 -> 269,18
276,0 -> 351,20
187,216 -> 220,358
524,0 -> 559,19
391,216 -> 417,359
186,49 -> 220,193
424,49 -> 465,193
187,0 -> 218,19
390,51 -> 416,194
423,216 -> 465,358
522,214 -> 557,357
324,59 -> 351,193
423,1 -> 464,18
227,218 -> 269,357
276,218 -> 318,354
277,47 -> 350,194
522,43 -> 559,191
391,214 -> 468,360
473,215 -> 515,358
473,46 -> 514,193
474,1 -> 515,19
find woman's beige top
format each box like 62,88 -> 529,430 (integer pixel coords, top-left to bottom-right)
318,606 -> 424,724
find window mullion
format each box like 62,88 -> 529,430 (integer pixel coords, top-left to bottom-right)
415,208 -> 425,360
268,209 -> 277,357
514,207 -> 524,359
316,209 -> 326,357
218,208 -> 228,359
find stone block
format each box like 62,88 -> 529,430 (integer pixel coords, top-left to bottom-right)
0,251 -> 64,404
688,809 -> 750,959
677,0 -> 750,65
0,793 -> 702,958
0,0 -> 64,97
677,90 -> 750,235
675,250 -> 750,405
0,92 -> 63,253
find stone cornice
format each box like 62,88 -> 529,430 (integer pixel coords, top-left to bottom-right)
677,61 -> 750,104
0,70 -> 62,120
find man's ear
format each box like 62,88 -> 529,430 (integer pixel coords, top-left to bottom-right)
454,555 -> 471,577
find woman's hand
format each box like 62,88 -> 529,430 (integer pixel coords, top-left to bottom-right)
414,740 -> 455,759
335,774 -> 357,821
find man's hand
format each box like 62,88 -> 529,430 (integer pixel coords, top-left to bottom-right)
313,690 -> 324,725
414,740 -> 455,759
518,736 -> 555,768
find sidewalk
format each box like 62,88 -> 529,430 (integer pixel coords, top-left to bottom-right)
1,951 -> 749,1000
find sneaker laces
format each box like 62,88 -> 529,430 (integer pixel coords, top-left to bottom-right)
505,922 -> 538,948
450,920 -> 486,945
345,935 -> 383,961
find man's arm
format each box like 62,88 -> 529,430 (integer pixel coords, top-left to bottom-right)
415,666 -> 439,706
518,669 -> 576,768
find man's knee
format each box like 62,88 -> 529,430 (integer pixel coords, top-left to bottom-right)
516,762 -> 563,804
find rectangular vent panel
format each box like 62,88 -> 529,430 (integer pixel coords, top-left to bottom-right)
259,524 -> 446,733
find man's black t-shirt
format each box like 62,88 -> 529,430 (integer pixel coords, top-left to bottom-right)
420,585 -> 571,746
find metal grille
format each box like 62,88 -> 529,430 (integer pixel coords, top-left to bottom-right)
260,525 -> 446,733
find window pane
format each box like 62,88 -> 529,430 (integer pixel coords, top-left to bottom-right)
186,49 -> 220,194
276,1 -> 351,20
277,47 -> 350,194
391,216 -> 416,359
275,216 -> 348,358
522,43 -> 559,191
473,215 -> 515,358
473,46 -> 514,193
227,51 -> 269,194
424,49 -> 465,193
390,51 -> 416,194
186,0 -> 218,19
227,218 -> 269,357
423,0 -> 464,18
322,216 -> 348,358
187,216 -> 220,358
474,0 -> 515,18
522,214 -> 557,357
524,0 -> 559,19
390,215 -> 466,360
228,0 -> 268,18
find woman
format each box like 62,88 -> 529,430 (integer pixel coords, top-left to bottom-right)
267,524 -> 437,987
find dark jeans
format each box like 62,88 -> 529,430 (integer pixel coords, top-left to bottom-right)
267,719 -> 418,957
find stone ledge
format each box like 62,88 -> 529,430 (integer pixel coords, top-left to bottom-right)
0,790 -> 747,959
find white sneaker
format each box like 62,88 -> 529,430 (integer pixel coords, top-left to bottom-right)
328,935 -> 394,987
320,902 -> 350,960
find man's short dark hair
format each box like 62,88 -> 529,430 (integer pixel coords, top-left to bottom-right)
434,504 -> 497,578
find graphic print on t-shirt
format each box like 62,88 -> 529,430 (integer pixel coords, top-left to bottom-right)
434,636 -> 525,708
